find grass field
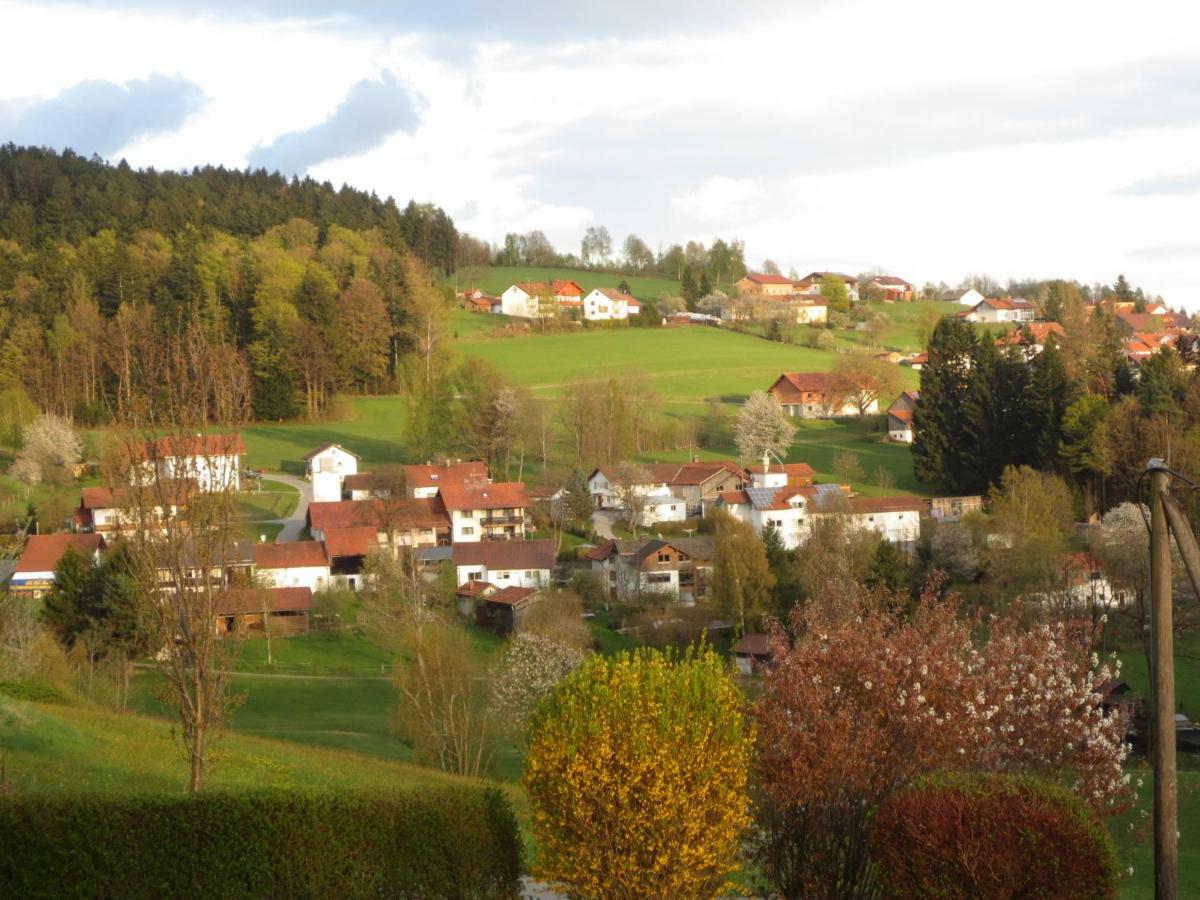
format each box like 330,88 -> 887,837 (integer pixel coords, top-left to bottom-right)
234,478 -> 299,521
446,265 -> 684,300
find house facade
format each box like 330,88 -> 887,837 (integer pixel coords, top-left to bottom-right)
10,533 -> 105,597
887,390 -> 919,443
499,280 -> 584,318
964,298 -> 1037,324
795,272 -> 859,302
587,461 -> 743,517
768,372 -> 866,418
736,273 -> 796,297
253,541 -> 330,592
134,434 -> 245,492
869,275 -> 913,300
305,497 -> 450,547
586,536 -> 714,604
452,539 -> 555,589
303,443 -> 360,503
438,481 -> 530,542
582,287 -> 641,320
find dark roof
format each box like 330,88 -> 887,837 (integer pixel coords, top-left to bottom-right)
15,533 -> 105,573
452,539 -> 556,570
253,541 -> 328,569
587,537 -> 715,564
219,586 -> 313,615
733,633 -> 773,656
342,473 -> 373,491
485,586 -> 540,607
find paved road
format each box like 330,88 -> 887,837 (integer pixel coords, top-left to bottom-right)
592,508 -> 619,540
260,472 -> 312,542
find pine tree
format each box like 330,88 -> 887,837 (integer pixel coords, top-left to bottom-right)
563,468 -> 595,528
681,268 -> 699,310
762,524 -> 802,615
912,318 -> 980,491
41,547 -> 100,644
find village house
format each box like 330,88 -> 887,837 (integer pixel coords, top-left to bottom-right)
452,539 -> 556,589
586,536 -> 715,604
215,586 -> 313,637
439,481 -> 530,542
253,541 -> 330,592
744,462 -> 816,489
1117,310 -> 1191,333
74,484 -> 189,535
475,585 -> 544,635
887,390 -> 919,443
132,433 -> 245,493
963,297 -> 1037,324
154,539 -> 256,595
732,633 -> 774,675
341,473 -> 373,501
794,271 -> 859,302
322,526 -> 377,590
938,287 -> 985,306
582,287 -> 641,321
459,287 -> 500,314
587,461 -> 743,517
499,280 -> 584,318
303,443 -> 360,503
790,297 -> 829,324
929,496 -> 983,521
305,497 -> 450,546
901,352 -> 928,371
868,275 -> 913,301
844,496 -> 924,547
768,372 -> 868,418
10,533 -> 106,597
735,273 -> 796,297
715,484 -> 817,550
403,460 -> 490,499
1055,553 -> 1128,610
995,322 -> 1067,358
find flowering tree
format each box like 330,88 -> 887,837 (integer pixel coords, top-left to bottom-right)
734,390 -> 794,466
753,582 -> 1129,898
11,413 -> 82,485
490,632 -> 585,737
525,646 -> 752,898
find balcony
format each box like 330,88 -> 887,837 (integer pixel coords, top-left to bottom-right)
481,514 -> 528,526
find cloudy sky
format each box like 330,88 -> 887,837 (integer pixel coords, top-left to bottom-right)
3,1 -> 1200,304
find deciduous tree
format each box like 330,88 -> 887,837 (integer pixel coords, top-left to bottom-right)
734,390 -> 794,467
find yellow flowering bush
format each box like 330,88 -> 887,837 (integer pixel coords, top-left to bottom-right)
524,645 -> 752,899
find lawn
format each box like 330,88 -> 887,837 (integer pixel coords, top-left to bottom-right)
446,265 -> 684,301
1114,769 -> 1200,898
240,396 -> 410,472
234,478 -> 299,521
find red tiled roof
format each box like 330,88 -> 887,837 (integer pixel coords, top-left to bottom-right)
452,539 -> 556,570
848,496 -> 924,514
485,586 -> 540,607
307,497 -> 449,531
1119,311 -> 1191,332
323,526 -> 378,558
403,461 -> 489,491
456,580 -> 496,597
799,271 -> 856,284
745,273 -> 794,285
220,586 -> 313,615
253,541 -> 328,570
438,481 -> 529,512
139,433 -> 245,460
81,483 -> 194,509
872,275 -> 911,287
996,322 -> 1066,346
770,372 -> 835,401
889,409 -> 914,424
745,462 -> 816,478
978,297 -> 1034,311
595,287 -> 639,304
15,533 -> 105,574
551,279 -> 584,295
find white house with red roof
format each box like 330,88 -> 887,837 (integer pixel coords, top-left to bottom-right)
253,541 -> 331,592
586,461 -> 744,516
303,443 -> 360,503
403,461 -> 490,499
437,481 -> 530,542
794,272 -> 860,302
768,372 -> 867,418
582,287 -> 641,320
134,433 -> 245,492
10,533 -> 106,597
887,391 -> 920,443
963,297 -> 1037,324
499,280 -> 584,318
868,275 -> 913,300
451,539 -> 555,588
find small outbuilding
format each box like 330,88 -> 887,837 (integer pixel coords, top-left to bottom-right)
476,585 -> 543,635
732,633 -> 774,675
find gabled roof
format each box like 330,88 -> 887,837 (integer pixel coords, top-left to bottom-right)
139,433 -> 245,460
589,461 -> 741,488
770,372 -> 835,400
403,461 -> 489,491
302,443 -> 361,461
485,585 -> 540,607
341,473 -> 373,491
744,273 -> 794,285
847,496 -> 924,514
996,322 -> 1066,346
744,462 -> 816,479
456,580 -> 497,597
718,486 -> 807,512
1118,311 -> 1191,332
452,539 -> 556,571
872,275 -> 911,287
550,279 -> 584,295
976,297 -> 1034,311
253,541 -> 328,570
799,271 -> 856,284
220,586 -> 313,615
593,287 -> 639,304
628,536 -> 715,565
323,526 -> 378,558
15,533 -> 105,574
888,408 -> 914,424
438,481 -> 529,512
307,497 -> 449,531
733,633 -> 773,656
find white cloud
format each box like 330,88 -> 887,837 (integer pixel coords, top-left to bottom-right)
672,177 -> 767,223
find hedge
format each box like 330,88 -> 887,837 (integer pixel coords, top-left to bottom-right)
0,786 -> 523,899
870,772 -> 1117,899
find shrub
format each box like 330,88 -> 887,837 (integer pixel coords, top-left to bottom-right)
870,773 -> 1118,899
525,645 -> 752,898
0,787 -> 522,899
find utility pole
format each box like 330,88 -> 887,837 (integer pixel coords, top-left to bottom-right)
1148,461 -> 1178,899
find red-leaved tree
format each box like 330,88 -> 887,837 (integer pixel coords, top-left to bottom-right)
752,579 -> 1130,899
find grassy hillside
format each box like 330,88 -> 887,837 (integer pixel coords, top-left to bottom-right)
447,265 -> 682,300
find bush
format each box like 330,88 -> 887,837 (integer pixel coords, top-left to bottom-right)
0,787 -> 522,899
870,773 -> 1117,899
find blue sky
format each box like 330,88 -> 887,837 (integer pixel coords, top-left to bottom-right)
3,0 -> 1200,305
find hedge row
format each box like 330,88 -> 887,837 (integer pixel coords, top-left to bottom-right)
870,772 -> 1118,899
0,786 -> 523,899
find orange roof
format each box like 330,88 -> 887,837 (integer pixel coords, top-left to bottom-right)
15,533 -> 105,574
438,481 -> 529,512
139,433 -> 245,460
220,586 -> 313,615
307,497 -> 448,531
978,297 -> 1035,311
996,322 -> 1066,346
456,580 -> 496,597
848,496 -> 924,514
889,408 -> 914,424
745,273 -> 794,285
745,462 -> 816,478
550,279 -> 584,296
253,541 -> 328,570
872,275 -> 911,287
770,372 -> 836,401
322,526 -> 378,558
485,586 -> 540,607
594,287 -> 640,305
403,461 -> 489,491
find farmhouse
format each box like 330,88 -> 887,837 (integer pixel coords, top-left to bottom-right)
438,481 -> 530,542
10,533 -> 106,597
305,497 -> 450,546
842,496 -> 923,547
132,433 -> 245,492
452,539 -> 556,589
404,460 -> 490,499
736,273 -> 796,297
715,485 -> 816,550
887,390 -> 919,443
768,372 -> 866,418
963,297 -> 1036,324
794,271 -> 859,302
868,275 -> 913,301
586,536 -> 715,604
475,585 -> 544,635
75,484 -> 190,535
322,526 -> 378,590
582,287 -> 641,320
587,461 -> 743,516
744,462 -> 815,488
303,443 -> 360,503
253,541 -> 330,592
216,586 -> 313,637
499,280 -> 584,318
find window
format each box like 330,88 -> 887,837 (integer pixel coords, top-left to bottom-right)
461,526 -> 475,536
468,571 -> 481,581
462,509 -> 474,519
525,571 -> 534,578
657,552 -> 671,563
499,571 -> 511,580
647,573 -> 671,584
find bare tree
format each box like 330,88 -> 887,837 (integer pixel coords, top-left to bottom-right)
613,462 -> 653,538
831,353 -> 904,418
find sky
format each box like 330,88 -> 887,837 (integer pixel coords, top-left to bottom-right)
3,1 -> 1200,305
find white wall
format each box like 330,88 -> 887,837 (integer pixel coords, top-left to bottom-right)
500,285 -> 534,318
259,565 -> 330,592
456,564 -> 548,588
312,471 -> 343,503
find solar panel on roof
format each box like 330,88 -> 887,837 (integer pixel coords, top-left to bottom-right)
813,484 -> 841,499
746,487 -> 778,510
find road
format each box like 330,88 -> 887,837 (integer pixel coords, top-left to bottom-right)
592,508 -> 619,540
259,472 -> 312,542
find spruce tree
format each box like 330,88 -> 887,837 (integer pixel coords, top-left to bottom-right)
912,318 -> 979,491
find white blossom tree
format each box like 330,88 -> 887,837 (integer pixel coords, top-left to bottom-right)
735,390 -> 795,467
11,414 -> 82,485
491,632 -> 586,738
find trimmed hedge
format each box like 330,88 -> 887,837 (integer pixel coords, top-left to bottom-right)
0,786 -> 522,899
870,772 -> 1117,899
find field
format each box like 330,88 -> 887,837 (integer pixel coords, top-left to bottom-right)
447,265 -> 683,300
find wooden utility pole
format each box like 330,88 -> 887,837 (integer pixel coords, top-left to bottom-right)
1148,465 -> 1178,899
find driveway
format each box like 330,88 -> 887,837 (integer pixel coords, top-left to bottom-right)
260,472 -> 312,542
592,508 -> 619,540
